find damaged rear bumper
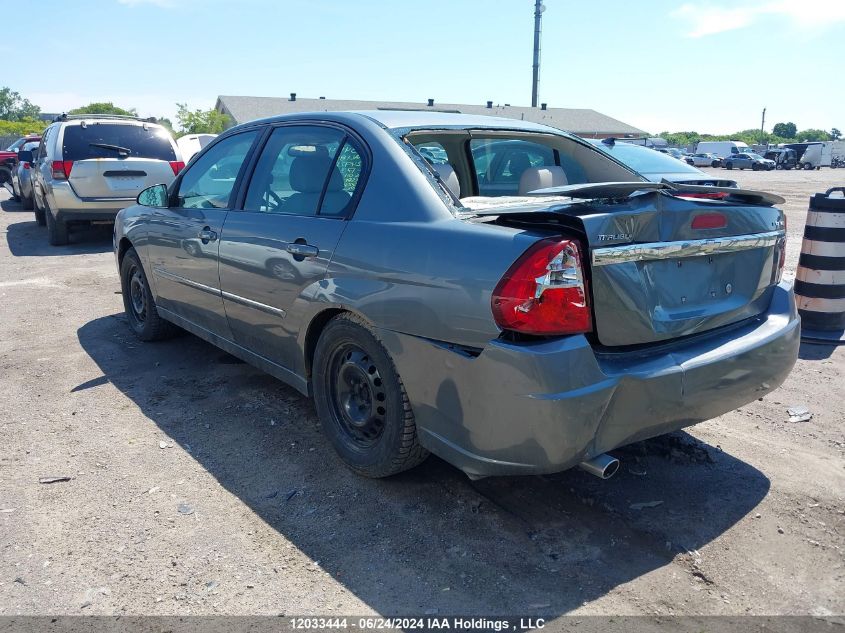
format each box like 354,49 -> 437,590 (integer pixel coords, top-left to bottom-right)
377,280 -> 800,478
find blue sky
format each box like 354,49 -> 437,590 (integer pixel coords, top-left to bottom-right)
4,0 -> 843,134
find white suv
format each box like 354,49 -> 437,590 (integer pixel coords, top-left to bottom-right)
31,114 -> 183,245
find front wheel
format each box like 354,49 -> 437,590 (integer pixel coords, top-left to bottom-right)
752,164 -> 761,171
313,313 -> 429,478
726,162 -> 733,170
804,163 -> 813,170
32,194 -> 46,226
711,161 -> 720,167
120,248 -> 177,341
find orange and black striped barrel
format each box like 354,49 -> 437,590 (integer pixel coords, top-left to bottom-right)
795,187 -> 845,337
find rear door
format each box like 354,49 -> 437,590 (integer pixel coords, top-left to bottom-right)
145,130 -> 260,336
60,122 -> 179,201
218,124 -> 364,371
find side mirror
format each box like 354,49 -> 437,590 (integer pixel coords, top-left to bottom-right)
17,150 -> 33,163
137,183 -> 169,208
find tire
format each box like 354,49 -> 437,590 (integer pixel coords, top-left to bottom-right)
33,195 -> 45,226
726,162 -> 733,170
711,161 -> 720,168
120,248 -> 177,341
804,163 -> 813,170
776,164 -> 783,170
44,207 -> 69,245
312,313 -> 429,478
22,191 -> 34,211
752,164 -> 760,171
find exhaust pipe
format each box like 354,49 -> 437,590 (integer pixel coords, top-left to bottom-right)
579,453 -> 620,479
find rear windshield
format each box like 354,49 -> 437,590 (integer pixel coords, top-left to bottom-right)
62,123 -> 176,161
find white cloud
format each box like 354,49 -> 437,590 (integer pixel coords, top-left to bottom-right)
672,0 -> 845,38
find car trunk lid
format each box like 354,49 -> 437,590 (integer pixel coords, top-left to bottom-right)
467,183 -> 786,347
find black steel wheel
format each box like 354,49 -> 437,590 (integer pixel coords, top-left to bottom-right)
313,313 -> 428,477
120,248 -> 177,341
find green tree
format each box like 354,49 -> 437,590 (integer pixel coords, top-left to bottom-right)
0,87 -> 41,121
68,102 -> 137,116
772,122 -> 797,139
175,103 -> 231,135
831,128 -> 842,140
796,129 -> 832,142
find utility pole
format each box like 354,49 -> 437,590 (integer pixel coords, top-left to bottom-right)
531,0 -> 545,107
760,107 -> 767,146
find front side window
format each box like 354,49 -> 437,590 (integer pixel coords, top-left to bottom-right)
176,131 -> 258,209
244,125 -> 362,217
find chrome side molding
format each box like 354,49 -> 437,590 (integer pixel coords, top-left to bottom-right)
591,230 -> 784,267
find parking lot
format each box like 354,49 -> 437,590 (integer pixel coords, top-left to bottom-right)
0,169 -> 842,619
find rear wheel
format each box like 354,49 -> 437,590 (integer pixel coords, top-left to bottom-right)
726,162 -> 733,170
313,313 -> 428,478
804,163 -> 813,170
22,190 -> 34,210
120,248 -> 177,341
45,208 -> 68,245
711,160 -> 720,167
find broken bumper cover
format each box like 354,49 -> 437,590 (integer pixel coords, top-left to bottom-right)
378,280 -> 800,478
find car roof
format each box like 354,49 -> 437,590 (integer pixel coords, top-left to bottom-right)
246,109 -> 566,135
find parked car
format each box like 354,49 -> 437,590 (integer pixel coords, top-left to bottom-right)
8,141 -> 41,210
0,134 -> 42,187
785,142 -> 832,170
114,111 -> 798,480
176,133 -> 217,163
31,114 -> 184,244
588,139 -> 738,189
688,152 -> 722,168
723,152 -> 776,171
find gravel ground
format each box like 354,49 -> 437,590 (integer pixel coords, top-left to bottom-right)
0,169 -> 843,620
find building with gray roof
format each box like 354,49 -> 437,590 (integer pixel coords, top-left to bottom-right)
215,94 -> 646,138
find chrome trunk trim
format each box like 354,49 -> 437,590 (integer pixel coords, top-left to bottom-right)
591,230 -> 784,267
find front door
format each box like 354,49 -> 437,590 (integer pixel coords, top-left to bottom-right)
218,124 -> 364,372
146,130 -> 259,336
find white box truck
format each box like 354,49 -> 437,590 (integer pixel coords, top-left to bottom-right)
695,141 -> 751,158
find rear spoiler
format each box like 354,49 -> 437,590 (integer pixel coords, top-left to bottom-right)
526,181 -> 785,206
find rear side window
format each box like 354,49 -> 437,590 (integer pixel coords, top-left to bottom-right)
61,123 -> 176,161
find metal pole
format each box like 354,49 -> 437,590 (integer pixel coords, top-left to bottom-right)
760,107 -> 766,145
531,0 -> 543,107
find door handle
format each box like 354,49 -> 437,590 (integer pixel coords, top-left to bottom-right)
285,242 -> 319,258
198,227 -> 217,243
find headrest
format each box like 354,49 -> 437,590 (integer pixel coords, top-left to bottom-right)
432,163 -> 460,198
289,155 -> 344,193
518,166 -> 568,195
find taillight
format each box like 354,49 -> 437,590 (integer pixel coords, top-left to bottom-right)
22,162 -> 30,170
51,160 -> 73,180
492,238 -> 592,336
169,161 -> 185,175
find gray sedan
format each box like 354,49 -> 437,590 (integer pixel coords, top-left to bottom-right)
114,111 -> 798,480
723,152 -> 776,171
9,141 -> 39,210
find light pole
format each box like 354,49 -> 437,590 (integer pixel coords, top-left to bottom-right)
531,0 -> 545,107
760,107 -> 767,146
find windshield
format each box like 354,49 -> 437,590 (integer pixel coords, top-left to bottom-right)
61,123 -> 176,161
589,141 -> 703,175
